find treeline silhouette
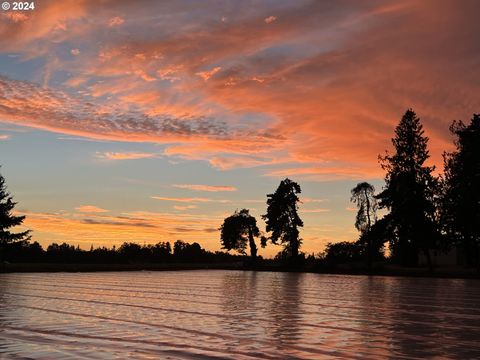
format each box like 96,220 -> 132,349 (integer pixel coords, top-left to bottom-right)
1,240 -> 245,264
0,109 -> 479,271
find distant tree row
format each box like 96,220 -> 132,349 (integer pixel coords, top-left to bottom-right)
1,239 -> 245,264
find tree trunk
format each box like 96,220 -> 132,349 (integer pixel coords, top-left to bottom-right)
248,227 -> 257,263
364,188 -> 372,270
290,236 -> 299,258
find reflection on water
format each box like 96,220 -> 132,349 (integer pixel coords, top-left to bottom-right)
1,271 -> 479,359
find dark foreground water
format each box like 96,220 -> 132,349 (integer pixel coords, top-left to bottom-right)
1,271 -> 480,359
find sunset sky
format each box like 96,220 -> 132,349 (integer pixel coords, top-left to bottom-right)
0,0 -> 479,256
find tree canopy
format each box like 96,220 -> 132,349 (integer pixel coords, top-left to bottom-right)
263,178 -> 303,258
351,182 -> 377,234
220,209 -> 260,261
0,169 -> 30,253
376,109 -> 438,266
441,114 -> 480,266
350,182 -> 378,268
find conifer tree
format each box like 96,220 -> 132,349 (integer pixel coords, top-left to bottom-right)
0,169 -> 31,258
377,110 -> 438,266
441,114 -> 480,266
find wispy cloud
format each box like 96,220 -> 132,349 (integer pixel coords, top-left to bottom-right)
196,67 -> 221,81
173,184 -> 237,192
75,205 -> 109,213
301,198 -> 327,203
0,134 -> 10,140
300,208 -> 330,213
151,196 -> 230,203
96,152 -> 157,160
1,0 -> 479,181
173,205 -> 197,211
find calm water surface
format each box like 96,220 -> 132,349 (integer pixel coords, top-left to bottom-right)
1,271 -> 479,359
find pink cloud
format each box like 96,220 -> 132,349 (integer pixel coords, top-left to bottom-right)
0,0 -> 479,181
264,16 -> 277,24
196,67 -> 221,81
151,196 -> 230,203
173,184 -> 237,192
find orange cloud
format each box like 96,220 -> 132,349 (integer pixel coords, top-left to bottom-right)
196,67 -> 221,81
75,205 -> 109,213
173,205 -> 197,211
1,0 -> 479,182
264,166 -> 382,181
0,134 -> 10,140
108,16 -> 124,27
173,184 -> 237,192
151,196 -> 230,203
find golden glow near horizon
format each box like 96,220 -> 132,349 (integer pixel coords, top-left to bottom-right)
1,0 -> 480,256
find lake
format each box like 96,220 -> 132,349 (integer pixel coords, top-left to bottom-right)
1,271 -> 479,359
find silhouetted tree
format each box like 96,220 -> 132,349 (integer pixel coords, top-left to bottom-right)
351,182 -> 377,233
441,114 -> 480,267
46,242 -> 79,262
149,241 -> 172,262
0,169 -> 30,261
377,110 -> 438,267
173,240 -> 205,261
262,178 -> 304,258
220,209 -> 260,262
118,242 -> 143,262
351,182 -> 378,268
322,241 -> 364,264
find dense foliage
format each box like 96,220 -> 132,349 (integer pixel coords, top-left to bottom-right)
262,178 -> 304,258
441,115 -> 480,266
0,170 -> 30,261
376,110 -> 439,267
220,209 -> 260,261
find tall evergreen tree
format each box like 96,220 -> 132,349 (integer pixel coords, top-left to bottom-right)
262,178 -> 303,258
377,110 -> 438,266
0,169 -> 30,258
220,209 -> 260,262
441,114 -> 480,267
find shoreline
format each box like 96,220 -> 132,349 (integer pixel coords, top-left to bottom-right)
2,262 -> 479,280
